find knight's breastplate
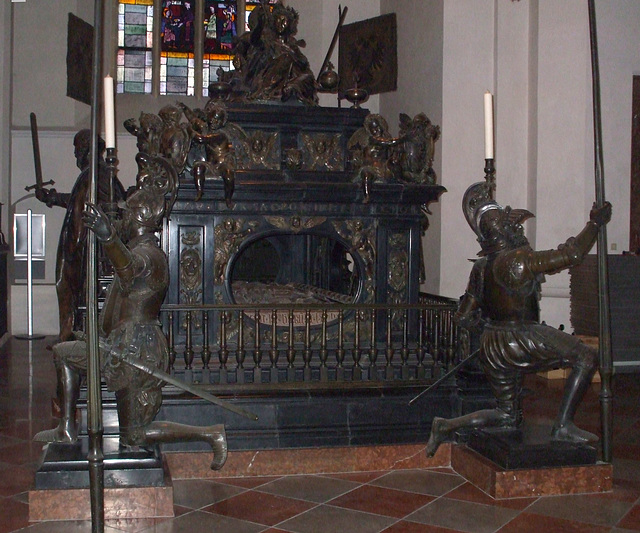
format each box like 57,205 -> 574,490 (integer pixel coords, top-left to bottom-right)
482,256 -> 539,323
100,251 -> 169,334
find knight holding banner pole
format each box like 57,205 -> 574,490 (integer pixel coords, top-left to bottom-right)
423,91 -> 612,457
34,154 -> 232,470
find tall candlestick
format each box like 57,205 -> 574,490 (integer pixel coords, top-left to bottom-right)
103,75 -> 115,149
484,90 -> 494,160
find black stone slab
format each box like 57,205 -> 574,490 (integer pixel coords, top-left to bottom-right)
35,436 -> 165,490
465,423 -> 598,470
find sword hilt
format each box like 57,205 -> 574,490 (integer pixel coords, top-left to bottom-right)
25,179 -> 55,192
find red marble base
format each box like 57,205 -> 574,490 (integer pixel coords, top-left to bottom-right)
165,442 -> 451,479
29,468 -> 174,521
451,444 -> 613,499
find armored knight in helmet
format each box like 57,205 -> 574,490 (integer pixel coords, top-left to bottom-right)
34,155 -> 227,470
425,177 -> 611,457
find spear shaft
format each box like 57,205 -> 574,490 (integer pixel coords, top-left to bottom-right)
587,0 -> 613,463
87,0 -> 105,531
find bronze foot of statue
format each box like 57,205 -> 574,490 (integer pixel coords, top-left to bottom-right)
551,421 -> 598,444
33,419 -> 78,444
206,424 -> 228,470
426,417 -> 449,457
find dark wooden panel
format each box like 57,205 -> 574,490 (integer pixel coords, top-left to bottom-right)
570,254 -> 640,366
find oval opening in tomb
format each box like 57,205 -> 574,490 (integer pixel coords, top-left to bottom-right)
229,233 -> 361,307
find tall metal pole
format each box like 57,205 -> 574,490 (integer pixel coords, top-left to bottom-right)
88,0 -> 106,531
587,0 -> 613,463
26,209 -> 33,337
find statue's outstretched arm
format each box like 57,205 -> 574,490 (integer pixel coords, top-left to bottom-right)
527,201 -> 611,275
83,203 -> 136,284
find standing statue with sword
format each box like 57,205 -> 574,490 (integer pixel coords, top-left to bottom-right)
421,176 -> 611,457
31,118 -> 125,344
34,155 -> 254,470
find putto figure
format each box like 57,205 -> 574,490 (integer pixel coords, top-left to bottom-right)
426,178 -> 611,457
34,156 -> 227,470
179,101 -> 236,206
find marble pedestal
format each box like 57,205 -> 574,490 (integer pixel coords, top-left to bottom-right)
451,444 -> 612,499
465,423 -> 598,470
29,436 -> 174,521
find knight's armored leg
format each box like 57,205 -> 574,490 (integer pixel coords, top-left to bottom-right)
142,421 -> 228,470
551,344 -> 598,443
33,343 -> 84,443
115,386 -> 228,471
426,369 -> 522,457
426,409 -> 513,457
55,263 -> 78,343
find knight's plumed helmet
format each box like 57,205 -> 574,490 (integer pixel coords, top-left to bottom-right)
126,186 -> 166,230
462,179 -> 534,255
124,154 -> 179,230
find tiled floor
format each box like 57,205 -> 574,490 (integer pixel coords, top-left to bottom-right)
1,336 -> 639,532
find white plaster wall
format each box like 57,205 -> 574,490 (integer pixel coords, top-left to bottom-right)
11,0 -> 89,130
439,1 -> 495,300
534,0 -> 592,329
595,1 -> 640,253
1,0 -> 11,239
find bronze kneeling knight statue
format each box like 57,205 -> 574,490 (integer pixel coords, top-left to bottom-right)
426,178 -> 611,457
34,156 -> 227,470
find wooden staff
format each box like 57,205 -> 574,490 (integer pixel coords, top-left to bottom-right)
317,5 -> 348,81
587,0 -> 613,463
87,0 -> 106,531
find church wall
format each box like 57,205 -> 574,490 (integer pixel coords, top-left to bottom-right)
439,0 -> 495,302
534,0 -> 592,329
433,0 -> 637,333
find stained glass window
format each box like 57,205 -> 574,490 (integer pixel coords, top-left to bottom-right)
116,0 -> 274,96
117,0 -> 154,94
160,1 -> 196,95
203,1 -> 271,90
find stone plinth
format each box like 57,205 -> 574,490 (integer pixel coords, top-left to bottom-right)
451,444 -> 613,499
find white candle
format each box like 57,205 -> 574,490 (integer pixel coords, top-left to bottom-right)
103,75 -> 115,149
484,90 -> 494,160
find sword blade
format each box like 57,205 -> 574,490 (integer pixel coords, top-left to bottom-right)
119,354 -> 259,421
408,347 -> 481,405
29,113 -> 44,190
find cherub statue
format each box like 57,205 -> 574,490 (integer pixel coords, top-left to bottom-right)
348,114 -> 401,203
425,178 -> 612,457
398,112 -> 440,184
179,102 -> 235,206
302,133 -> 342,171
158,104 -> 191,173
124,112 -> 164,156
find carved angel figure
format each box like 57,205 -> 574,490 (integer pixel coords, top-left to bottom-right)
398,112 -> 440,184
301,133 -> 342,171
179,102 -> 236,206
348,114 -> 401,203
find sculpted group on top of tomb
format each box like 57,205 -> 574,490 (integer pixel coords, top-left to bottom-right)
121,1 -> 439,209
